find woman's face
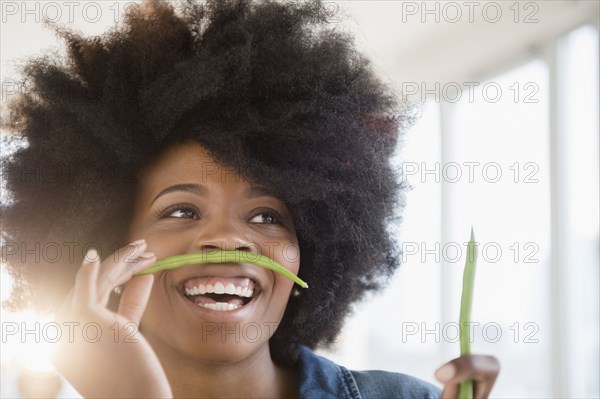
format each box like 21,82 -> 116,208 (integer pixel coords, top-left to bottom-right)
127,141 -> 300,364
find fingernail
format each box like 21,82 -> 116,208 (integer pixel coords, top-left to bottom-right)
131,239 -> 145,246
131,261 -> 153,273
435,364 -> 455,382
138,252 -> 155,259
135,254 -> 156,269
84,248 -> 100,263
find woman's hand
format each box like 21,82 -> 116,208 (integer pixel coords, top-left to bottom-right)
435,354 -> 500,399
51,240 -> 173,398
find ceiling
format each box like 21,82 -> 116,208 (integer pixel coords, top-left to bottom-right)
336,0 -> 599,85
1,1 -> 598,88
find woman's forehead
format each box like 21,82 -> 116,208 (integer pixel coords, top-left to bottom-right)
138,142 -> 278,201
143,142 -> 240,182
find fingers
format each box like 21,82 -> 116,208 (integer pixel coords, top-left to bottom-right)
69,240 -> 156,311
96,239 -> 156,305
472,355 -> 500,399
435,355 -> 500,399
72,248 -> 101,308
439,383 -> 457,399
118,274 -> 155,323
56,288 -> 75,323
436,362 -> 457,399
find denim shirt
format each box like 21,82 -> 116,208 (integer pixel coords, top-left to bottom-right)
297,345 -> 441,399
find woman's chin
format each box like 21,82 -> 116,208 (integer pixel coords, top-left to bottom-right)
141,288 -> 280,365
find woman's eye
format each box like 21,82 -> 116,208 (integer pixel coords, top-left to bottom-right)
249,212 -> 281,225
155,205 -> 199,220
169,209 -> 198,219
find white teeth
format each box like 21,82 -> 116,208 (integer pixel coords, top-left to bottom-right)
225,283 -> 236,295
184,281 -> 256,300
214,282 -> 225,294
198,302 -> 239,312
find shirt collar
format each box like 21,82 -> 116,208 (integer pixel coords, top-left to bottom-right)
297,344 -> 362,399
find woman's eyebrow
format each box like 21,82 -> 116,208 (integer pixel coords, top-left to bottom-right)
246,185 -> 276,199
151,183 -> 208,205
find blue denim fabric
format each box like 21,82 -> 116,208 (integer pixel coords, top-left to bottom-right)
297,345 -> 441,399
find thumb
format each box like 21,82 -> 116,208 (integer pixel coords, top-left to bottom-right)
435,355 -> 500,399
117,274 -> 154,323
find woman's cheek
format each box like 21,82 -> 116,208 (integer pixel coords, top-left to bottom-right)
144,229 -> 190,258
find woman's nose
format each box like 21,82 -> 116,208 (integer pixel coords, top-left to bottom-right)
190,216 -> 257,254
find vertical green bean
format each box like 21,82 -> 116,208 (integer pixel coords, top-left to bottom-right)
458,228 -> 477,399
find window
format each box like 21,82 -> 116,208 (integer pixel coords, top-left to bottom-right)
320,23 -> 599,399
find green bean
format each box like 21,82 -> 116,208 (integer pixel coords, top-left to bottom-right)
458,228 -> 478,399
134,249 -> 308,288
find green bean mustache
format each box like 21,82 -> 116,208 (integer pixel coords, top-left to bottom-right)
134,250 -> 309,289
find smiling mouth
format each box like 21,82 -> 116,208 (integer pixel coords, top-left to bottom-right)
181,276 -> 257,312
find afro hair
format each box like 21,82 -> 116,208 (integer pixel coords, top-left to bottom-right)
1,0 -> 414,365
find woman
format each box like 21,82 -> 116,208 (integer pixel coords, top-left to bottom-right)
1,0 -> 499,397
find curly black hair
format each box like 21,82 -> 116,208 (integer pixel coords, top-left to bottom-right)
1,0 -> 413,365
